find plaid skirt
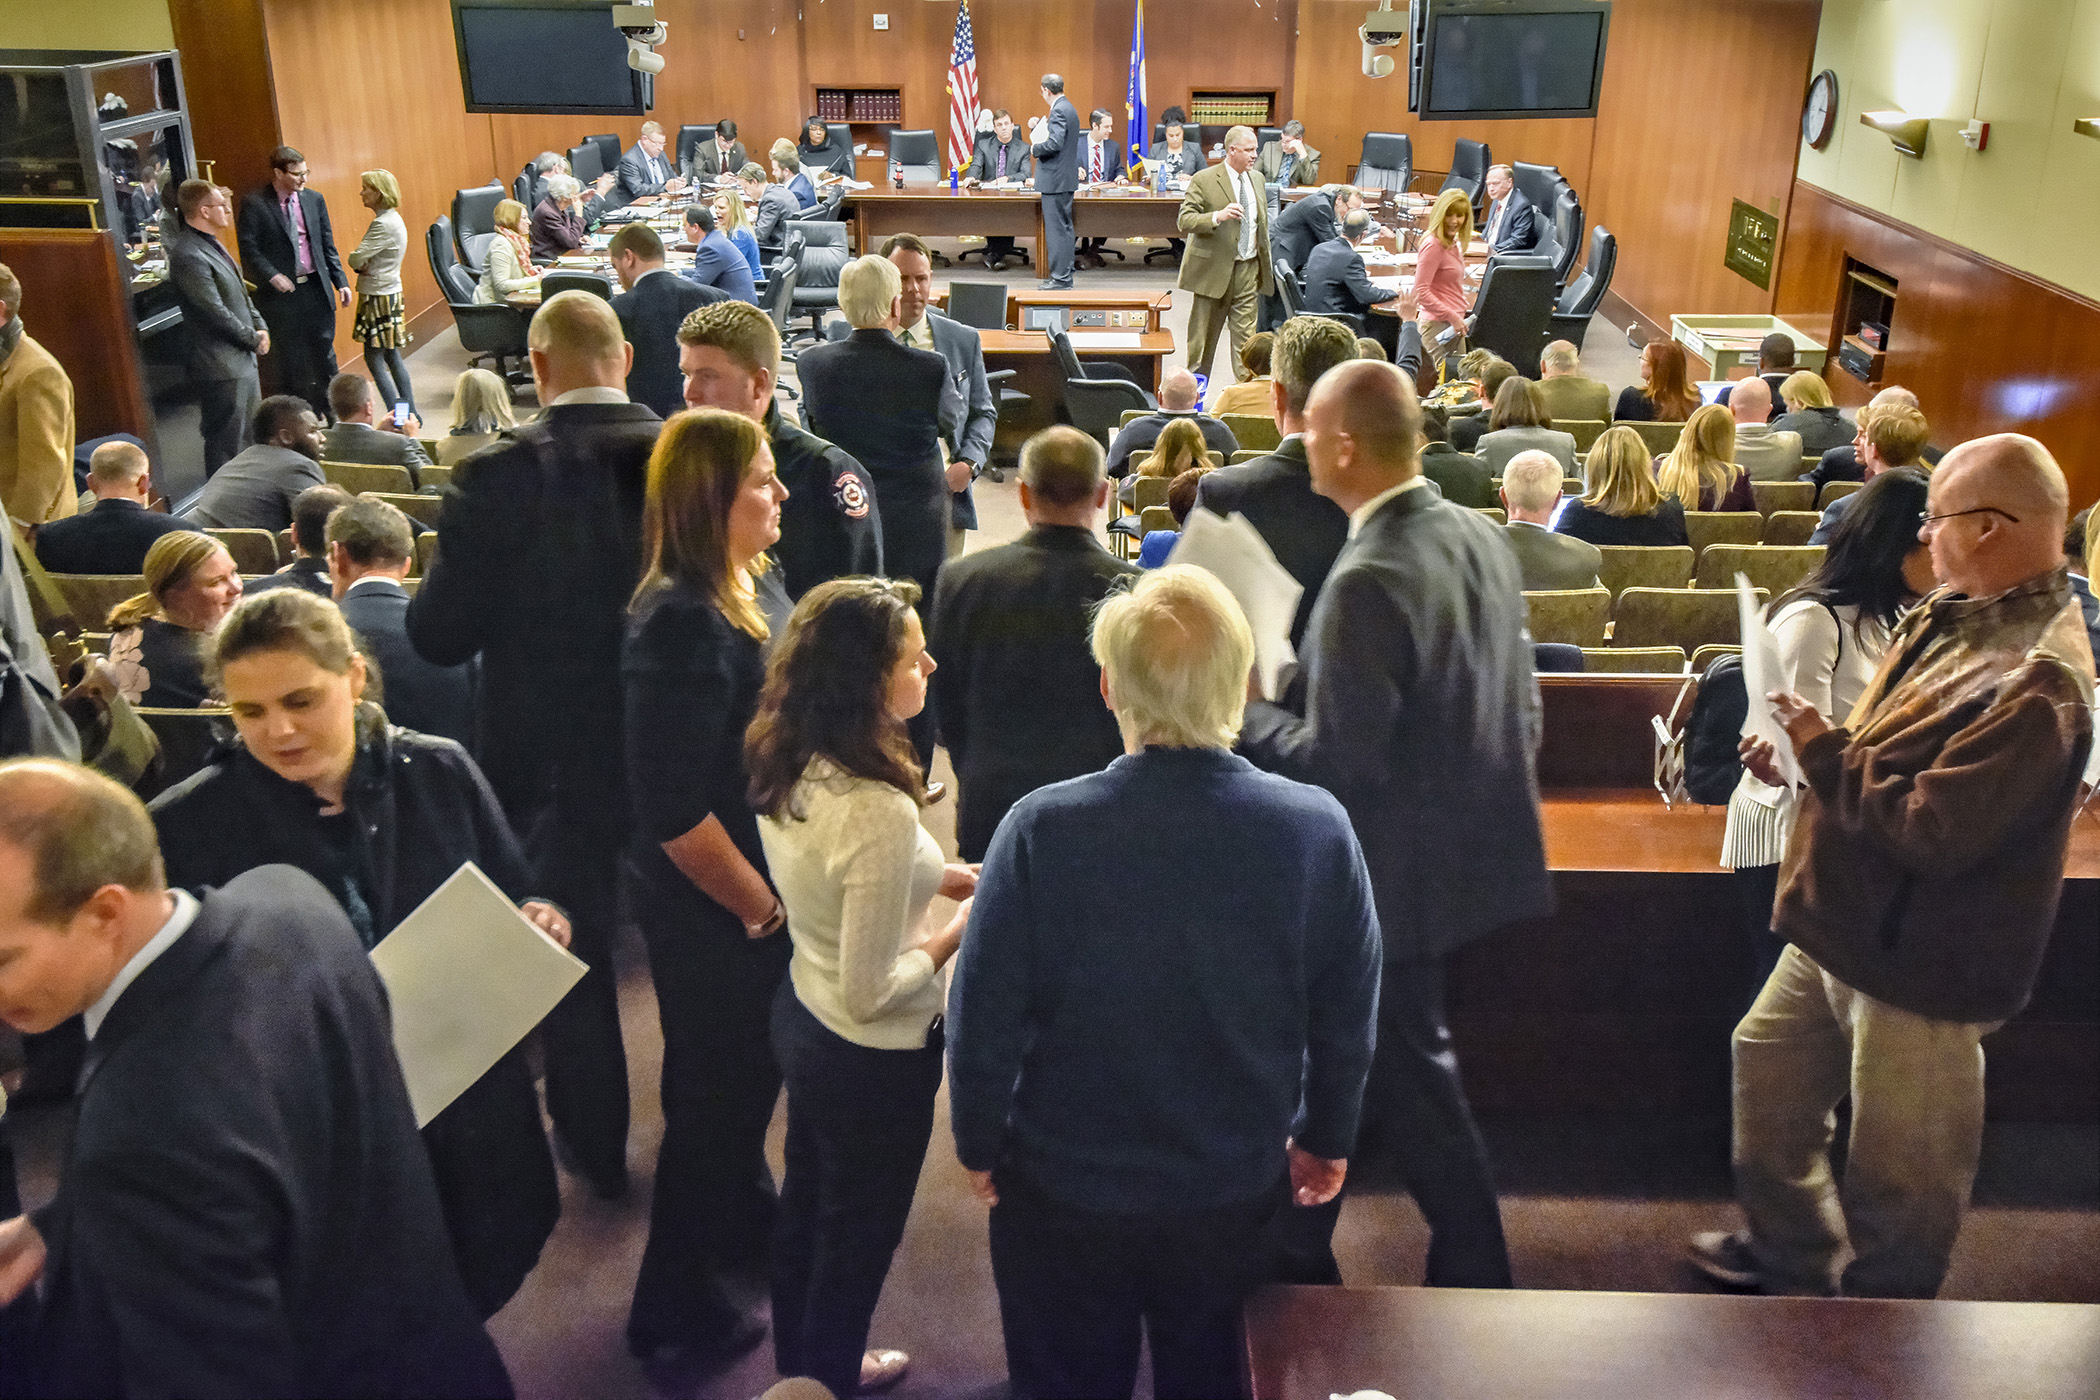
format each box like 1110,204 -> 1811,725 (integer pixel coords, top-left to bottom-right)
354,292 -> 409,348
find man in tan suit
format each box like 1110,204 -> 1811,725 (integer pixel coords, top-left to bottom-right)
1177,126 -> 1273,387
0,263 -> 76,524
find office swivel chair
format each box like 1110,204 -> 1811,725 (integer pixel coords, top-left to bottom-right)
450,184 -> 505,276
566,142 -> 604,185
586,134 -> 622,172
1466,255 -> 1557,377
1548,227 -> 1617,352
1440,139 -> 1491,207
427,216 -> 530,382
539,271 -> 612,301
1356,133 -> 1413,193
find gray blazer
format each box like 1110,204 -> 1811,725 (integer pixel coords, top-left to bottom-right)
752,184 -> 801,245
321,421 -> 431,480
184,443 -> 327,531
1502,519 -> 1602,592
166,224 -> 264,383
1242,486 -> 1552,959
919,311 -> 996,531
1478,425 -> 1577,476
345,208 -> 407,299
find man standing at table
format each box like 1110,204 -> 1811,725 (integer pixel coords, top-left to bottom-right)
1240,359 -> 1549,1290
237,146 -> 348,421
883,232 -> 994,558
1030,74 -> 1080,291
609,223 -> 727,419
1178,126 -> 1273,389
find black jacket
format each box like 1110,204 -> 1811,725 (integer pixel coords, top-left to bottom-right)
1483,188 -> 1539,256
1195,439 -> 1346,650
965,133 -> 1033,183
1032,97 -> 1082,195
23,865 -> 511,1398
1302,236 -> 1391,318
236,185 -> 348,301
929,525 -> 1139,861
32,498 -> 190,576
1555,496 -> 1690,548
797,329 -> 960,592
1242,487 -> 1552,960
150,717 -> 561,1320
764,398 -> 883,598
243,554 -> 333,598
610,269 -> 729,419
1419,443 -> 1496,509
407,403 -> 659,828
343,577 -> 476,748
1272,192 -> 1339,271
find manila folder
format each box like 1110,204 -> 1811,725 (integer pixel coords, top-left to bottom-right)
370,862 -> 587,1127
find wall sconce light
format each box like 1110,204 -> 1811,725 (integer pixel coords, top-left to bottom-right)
1861,110 -> 1929,157
2076,118 -> 2100,140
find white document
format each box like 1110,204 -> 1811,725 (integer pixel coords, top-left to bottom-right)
1167,508 -> 1304,701
1736,574 -> 1802,787
1066,331 -> 1143,348
370,862 -> 588,1128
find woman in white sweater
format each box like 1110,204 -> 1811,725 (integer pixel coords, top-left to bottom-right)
746,577 -> 974,1399
347,169 -> 414,414
472,199 -> 540,306
1721,467 -> 1936,999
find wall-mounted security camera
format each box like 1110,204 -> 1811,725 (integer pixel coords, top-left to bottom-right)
1361,2 -> 1405,78
612,2 -> 668,74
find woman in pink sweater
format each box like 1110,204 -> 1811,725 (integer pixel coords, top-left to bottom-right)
1414,187 -> 1475,369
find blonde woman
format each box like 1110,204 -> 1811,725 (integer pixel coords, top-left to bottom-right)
347,169 -> 414,414
1771,369 -> 1851,456
1554,425 -> 1688,547
1657,403 -> 1754,512
1122,417 -> 1214,508
472,199 -> 540,305
1414,187 -> 1475,363
440,367 -> 515,464
105,531 -> 243,707
712,188 -> 766,286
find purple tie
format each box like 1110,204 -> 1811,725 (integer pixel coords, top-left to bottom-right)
997,145 -> 1007,179
284,192 -> 314,275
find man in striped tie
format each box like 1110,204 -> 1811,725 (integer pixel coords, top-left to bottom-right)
1077,110 -> 1127,269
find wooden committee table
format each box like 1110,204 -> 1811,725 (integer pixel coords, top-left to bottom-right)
1243,1285 -> 2100,1400
842,181 -> 1215,272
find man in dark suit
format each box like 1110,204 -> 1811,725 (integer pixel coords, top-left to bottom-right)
33,442 -> 187,576
1273,184 -> 1357,272
674,300 -> 882,598
1241,359 -> 1552,1291
1418,403 -> 1496,509
1105,369 -> 1239,477
962,109 -> 1033,269
608,222 -> 728,420
237,146 -> 348,420
680,204 -> 756,303
1304,210 -> 1405,356
322,373 -> 431,484
686,120 -> 747,184
329,497 -> 473,747
1716,333 -> 1797,424
930,426 -> 1136,861
1197,313 -> 1420,650
1030,74 -> 1081,290
1075,110 -> 1127,268
167,179 -> 266,476
884,233 -> 994,557
245,483 -> 352,598
1499,449 -> 1601,589
1480,165 -> 1540,256
0,761 -> 510,1399
408,290 -> 657,1202
614,121 -> 690,205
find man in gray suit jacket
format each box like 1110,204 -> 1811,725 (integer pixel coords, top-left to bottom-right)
1030,74 -> 1082,290
321,373 -> 431,484
167,180 -> 266,476
1499,449 -> 1601,590
885,234 -> 995,554
1240,359 -> 1551,1292
185,395 -> 327,532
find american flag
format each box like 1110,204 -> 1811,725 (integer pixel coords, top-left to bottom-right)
946,2 -> 980,174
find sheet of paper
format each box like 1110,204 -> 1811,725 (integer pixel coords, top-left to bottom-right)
370,862 -> 588,1128
1166,508 -> 1304,701
1736,575 -> 1802,787
1065,331 -> 1143,349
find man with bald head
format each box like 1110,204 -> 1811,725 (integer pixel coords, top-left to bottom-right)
1728,375 -> 1805,481
1695,434 -> 2094,1300
1103,367 -> 1239,477
32,441 -> 188,575
1241,358 -> 1550,1290
408,289 -> 654,1204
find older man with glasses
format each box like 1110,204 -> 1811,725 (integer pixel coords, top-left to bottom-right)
1692,433 -> 2095,1300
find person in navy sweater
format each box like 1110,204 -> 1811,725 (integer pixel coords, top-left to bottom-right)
948,565 -> 1381,1400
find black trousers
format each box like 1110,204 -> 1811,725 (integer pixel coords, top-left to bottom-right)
196,368 -> 261,476
1272,954 -> 1511,1289
770,987 -> 942,1400
990,1167 -> 1283,1400
628,882 -> 790,1348
518,804 -> 630,1188
257,278 -> 339,418
1041,192 -> 1075,287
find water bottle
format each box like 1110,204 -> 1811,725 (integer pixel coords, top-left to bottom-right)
891,159 -> 903,190
950,168 -> 958,193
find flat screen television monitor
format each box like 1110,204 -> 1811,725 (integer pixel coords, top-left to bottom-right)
1417,1 -> 1611,122
453,0 -> 648,115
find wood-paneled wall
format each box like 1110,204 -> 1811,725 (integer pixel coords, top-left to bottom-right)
1777,181 -> 2100,512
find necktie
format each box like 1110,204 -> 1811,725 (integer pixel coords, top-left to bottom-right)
1236,171 -> 1255,260
1092,144 -> 1102,182
284,193 -> 313,275
1281,153 -> 1295,184
997,145 -> 1007,179
1489,201 -> 1504,243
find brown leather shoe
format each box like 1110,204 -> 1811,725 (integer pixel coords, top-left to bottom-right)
857,1348 -> 910,1394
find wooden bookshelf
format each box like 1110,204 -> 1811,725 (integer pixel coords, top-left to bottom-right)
814,86 -> 907,180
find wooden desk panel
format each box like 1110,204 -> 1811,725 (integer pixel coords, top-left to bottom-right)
1244,1286 -> 2100,1400
978,331 -> 1174,457
1537,674 -> 1693,793
1070,191 -> 1186,242
842,185 -> 1041,261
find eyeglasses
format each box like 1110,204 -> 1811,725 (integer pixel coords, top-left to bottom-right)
1919,506 -> 2020,529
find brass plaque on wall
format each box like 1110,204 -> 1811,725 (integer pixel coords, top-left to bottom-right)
1725,199 -> 1778,291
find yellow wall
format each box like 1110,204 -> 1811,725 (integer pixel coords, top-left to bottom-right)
1796,0 -> 2100,302
7,0 -> 175,52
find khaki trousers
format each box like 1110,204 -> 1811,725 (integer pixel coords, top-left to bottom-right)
1731,944 -> 2000,1298
1187,256 -> 1262,383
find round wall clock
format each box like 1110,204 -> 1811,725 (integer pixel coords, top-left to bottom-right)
1803,70 -> 1839,149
